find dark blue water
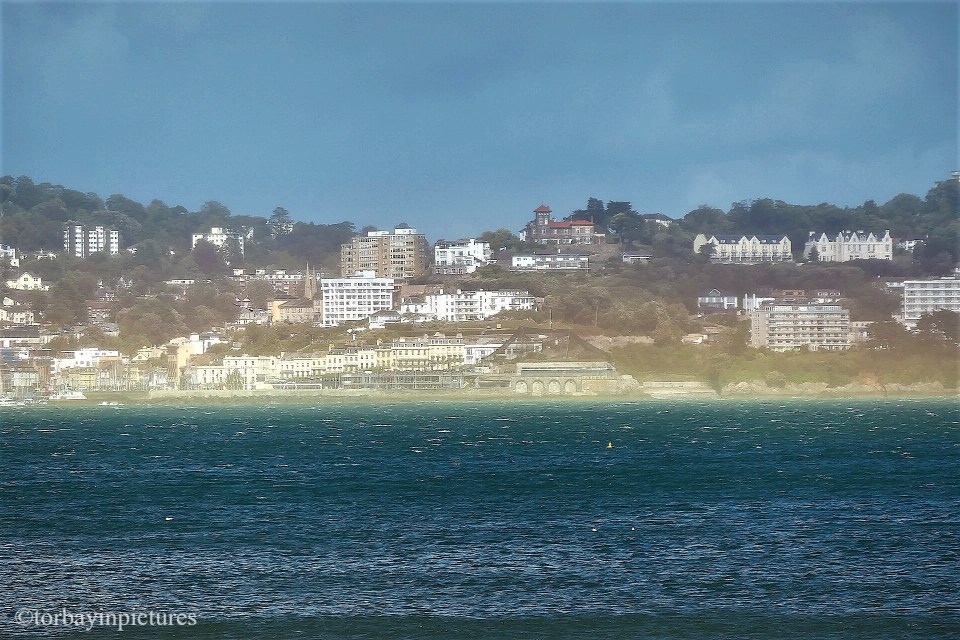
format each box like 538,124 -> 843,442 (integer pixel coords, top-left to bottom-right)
2,399 -> 959,638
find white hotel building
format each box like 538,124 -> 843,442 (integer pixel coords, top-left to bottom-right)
693,234 -> 793,264
320,271 -> 395,327
901,270 -> 960,327
804,230 -> 893,262
400,289 -> 536,323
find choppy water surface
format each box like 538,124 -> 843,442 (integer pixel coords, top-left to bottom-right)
2,399 -> 959,638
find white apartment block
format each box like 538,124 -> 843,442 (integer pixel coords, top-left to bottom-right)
804,230 -> 893,262
400,289 -> 536,322
434,239 -> 492,275
511,253 -> 590,271
694,234 -> 793,264
901,273 -> 960,327
320,271 -> 395,327
191,227 -> 245,255
750,303 -> 851,351
64,224 -> 120,258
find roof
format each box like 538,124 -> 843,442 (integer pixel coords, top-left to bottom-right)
278,299 -> 314,309
534,204 -> 552,213
710,234 -> 788,244
546,219 -> 594,229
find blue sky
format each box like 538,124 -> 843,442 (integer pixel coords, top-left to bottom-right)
3,2 -> 956,240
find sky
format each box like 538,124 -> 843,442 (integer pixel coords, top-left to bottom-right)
3,1 -> 957,241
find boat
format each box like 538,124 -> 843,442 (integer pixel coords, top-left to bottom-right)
98,401 -> 123,406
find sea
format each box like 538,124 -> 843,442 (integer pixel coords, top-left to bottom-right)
1,398 -> 958,638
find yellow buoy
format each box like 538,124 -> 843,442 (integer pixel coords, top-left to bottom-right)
607,441 -> 613,449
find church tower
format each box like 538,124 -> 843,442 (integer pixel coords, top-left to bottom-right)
303,263 -> 315,300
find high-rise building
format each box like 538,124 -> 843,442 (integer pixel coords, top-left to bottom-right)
320,271 -> 395,327
339,227 -> 429,279
750,303 -> 851,351
63,223 -> 120,258
901,270 -> 960,327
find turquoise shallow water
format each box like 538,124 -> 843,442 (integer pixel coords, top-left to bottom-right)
2,398 -> 959,638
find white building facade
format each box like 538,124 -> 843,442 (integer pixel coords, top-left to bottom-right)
511,254 -> 590,271
0,245 -> 20,268
320,271 -> 395,327
434,239 -> 493,275
64,224 -> 120,258
52,348 -> 122,374
400,289 -> 536,322
4,272 -> 49,291
750,303 -> 851,351
191,227 -> 246,255
693,234 -> 793,264
901,273 -> 960,327
804,230 -> 893,262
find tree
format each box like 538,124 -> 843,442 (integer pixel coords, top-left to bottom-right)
696,241 -> 715,263
200,201 -> 231,218
244,280 -> 276,309
866,321 -> 913,350
192,240 -> 224,274
609,211 -> 650,246
269,207 -> 292,237
105,194 -> 146,219
221,236 -> 244,266
916,310 -> 960,345
477,228 -> 526,253
681,205 -> 727,234
807,245 -> 820,262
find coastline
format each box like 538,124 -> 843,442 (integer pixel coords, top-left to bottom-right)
14,382 -> 956,406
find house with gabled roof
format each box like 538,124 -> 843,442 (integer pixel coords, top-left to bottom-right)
803,230 -> 893,262
693,234 -> 793,264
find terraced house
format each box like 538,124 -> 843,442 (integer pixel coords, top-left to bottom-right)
693,234 -> 793,264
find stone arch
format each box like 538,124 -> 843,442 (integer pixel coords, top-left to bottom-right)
515,380 -> 528,394
547,379 -> 561,394
531,380 -> 545,396
564,379 -> 578,394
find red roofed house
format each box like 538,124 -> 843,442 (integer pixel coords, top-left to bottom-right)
520,204 -> 604,245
